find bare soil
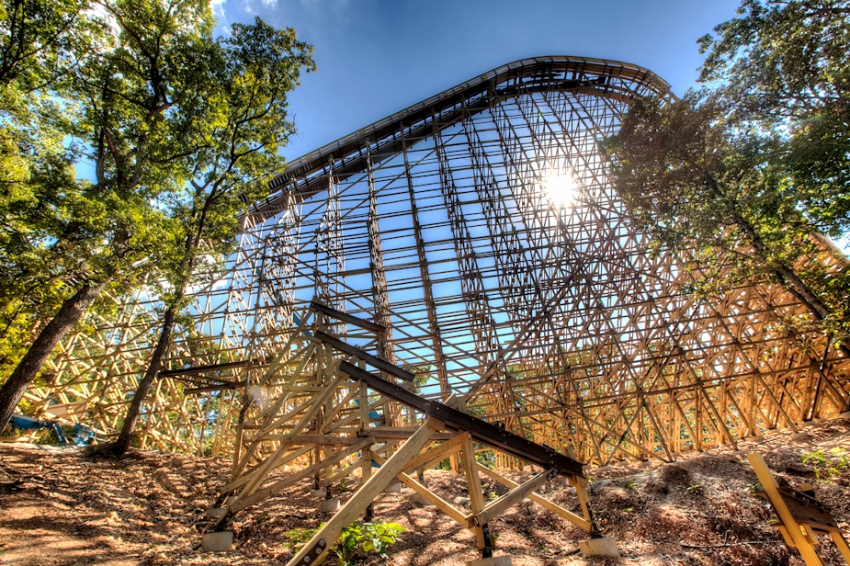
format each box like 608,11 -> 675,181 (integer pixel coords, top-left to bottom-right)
1,418 -> 849,566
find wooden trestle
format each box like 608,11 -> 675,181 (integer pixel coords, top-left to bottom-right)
19,56 -> 850,467
203,301 -> 597,563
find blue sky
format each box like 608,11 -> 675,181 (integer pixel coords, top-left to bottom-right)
211,0 -> 743,162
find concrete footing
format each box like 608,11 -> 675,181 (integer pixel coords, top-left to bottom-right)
384,482 -> 402,493
205,507 -> 227,519
311,488 -> 326,498
464,556 -> 512,566
317,498 -> 341,512
579,537 -> 619,557
412,493 -> 432,505
201,531 -> 233,552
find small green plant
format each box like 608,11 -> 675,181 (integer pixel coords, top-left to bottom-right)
686,483 -> 704,495
285,521 -> 406,566
487,491 -> 499,502
625,481 -> 637,490
831,448 -> 850,470
338,477 -> 350,492
622,506 -> 635,514
746,481 -> 763,496
803,450 -> 842,479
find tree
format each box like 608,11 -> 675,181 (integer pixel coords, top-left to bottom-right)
109,18 -> 314,455
0,0 -> 101,382
604,0 -> 850,351
0,0 -> 228,433
698,0 -> 850,238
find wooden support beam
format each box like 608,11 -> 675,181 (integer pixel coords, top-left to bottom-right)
467,467 -> 554,527
284,420 -> 437,566
227,437 -> 373,516
476,464 -> 592,533
403,431 -> 468,472
372,452 -> 469,528
748,453 -> 825,566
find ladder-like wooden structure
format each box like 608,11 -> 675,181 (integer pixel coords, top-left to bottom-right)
203,301 -> 599,563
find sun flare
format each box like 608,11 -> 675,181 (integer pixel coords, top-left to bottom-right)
543,171 -> 579,206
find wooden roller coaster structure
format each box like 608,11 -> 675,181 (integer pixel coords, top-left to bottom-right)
201,300 -> 599,563
16,56 -> 850,472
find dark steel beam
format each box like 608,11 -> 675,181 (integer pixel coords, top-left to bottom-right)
338,360 -> 584,477
315,331 -> 414,382
309,301 -> 386,334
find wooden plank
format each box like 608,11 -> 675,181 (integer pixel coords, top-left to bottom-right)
468,468 -> 553,527
372,452 -> 469,528
404,432 -> 468,472
284,420 -> 437,566
460,440 -> 488,550
230,437 -> 373,514
748,453 -> 825,566
476,464 -> 592,533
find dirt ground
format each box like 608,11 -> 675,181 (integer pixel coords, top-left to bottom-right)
1,418 -> 849,566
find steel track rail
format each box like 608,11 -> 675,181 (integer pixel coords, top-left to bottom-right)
247,56 -> 671,222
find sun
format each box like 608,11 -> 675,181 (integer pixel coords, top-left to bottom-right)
543,171 -> 579,207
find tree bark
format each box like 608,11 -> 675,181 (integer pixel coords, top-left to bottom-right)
0,279 -> 111,432
110,303 -> 177,454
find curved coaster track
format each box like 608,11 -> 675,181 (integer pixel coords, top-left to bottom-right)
21,56 -> 849,471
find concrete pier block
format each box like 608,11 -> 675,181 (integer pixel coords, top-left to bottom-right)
579,537 -> 619,557
205,507 -> 227,519
311,488 -> 326,498
201,532 -> 233,552
384,482 -> 402,493
464,556 -> 512,566
412,493 -> 432,505
317,498 -> 341,512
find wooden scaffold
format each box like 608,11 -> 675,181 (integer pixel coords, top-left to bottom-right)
200,301 -> 609,563
16,56 -> 849,469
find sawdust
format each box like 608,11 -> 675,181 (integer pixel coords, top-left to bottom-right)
1,418 -> 849,566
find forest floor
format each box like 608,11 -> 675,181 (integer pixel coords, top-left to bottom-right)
1,417 -> 849,566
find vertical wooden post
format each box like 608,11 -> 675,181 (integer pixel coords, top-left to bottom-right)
460,439 -> 493,557
285,420 -> 436,566
359,379 -> 374,521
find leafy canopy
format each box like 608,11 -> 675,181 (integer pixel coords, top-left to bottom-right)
605,0 -> 850,345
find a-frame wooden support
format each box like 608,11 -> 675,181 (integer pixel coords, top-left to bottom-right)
748,453 -> 850,565
201,301 -> 602,563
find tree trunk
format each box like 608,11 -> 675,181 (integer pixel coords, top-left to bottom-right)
0,279 -> 111,432
110,303 -> 177,454
731,209 -> 850,359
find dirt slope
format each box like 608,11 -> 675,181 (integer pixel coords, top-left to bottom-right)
1,418 -> 848,566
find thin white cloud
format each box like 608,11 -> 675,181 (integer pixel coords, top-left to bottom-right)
211,0 -> 227,18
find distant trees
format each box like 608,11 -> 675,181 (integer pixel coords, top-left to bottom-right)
0,0 -> 314,436
605,0 -> 850,349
